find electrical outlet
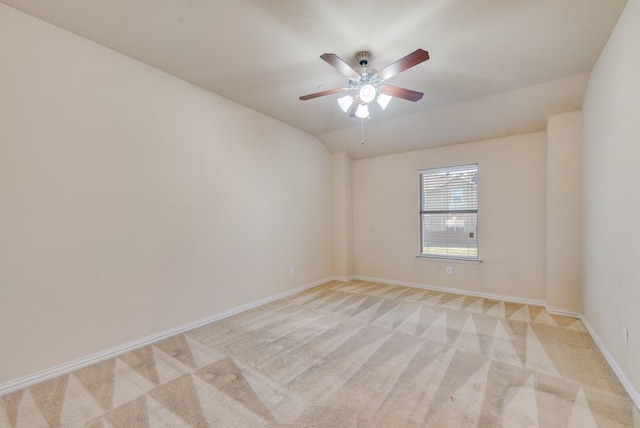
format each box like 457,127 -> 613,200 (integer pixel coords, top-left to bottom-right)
622,327 -> 629,349
446,266 -> 453,275
289,267 -> 295,275
614,319 -> 619,335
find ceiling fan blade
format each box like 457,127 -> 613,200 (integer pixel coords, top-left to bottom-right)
375,49 -> 430,81
320,53 -> 361,80
380,85 -> 424,102
299,87 -> 348,101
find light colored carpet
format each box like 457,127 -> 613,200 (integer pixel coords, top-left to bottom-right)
1,280 -> 638,427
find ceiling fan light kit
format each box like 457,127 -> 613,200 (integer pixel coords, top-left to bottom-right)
337,95 -> 353,112
358,84 -> 376,103
355,104 -> 370,119
300,49 -> 429,119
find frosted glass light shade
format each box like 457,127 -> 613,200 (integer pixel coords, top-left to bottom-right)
337,95 -> 353,112
359,84 -> 376,103
355,104 -> 369,118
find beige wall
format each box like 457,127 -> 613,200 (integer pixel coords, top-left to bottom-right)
583,0 -> 640,399
545,112 -> 583,312
352,133 -> 547,302
331,152 -> 353,280
0,4 -> 332,384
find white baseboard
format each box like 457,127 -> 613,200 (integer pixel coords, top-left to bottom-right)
0,276 -> 332,397
580,316 -> 640,410
331,275 -> 354,282
353,275 -> 547,308
545,306 -> 581,318
353,275 -> 584,319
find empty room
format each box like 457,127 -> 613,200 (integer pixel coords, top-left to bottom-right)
1,0 -> 639,426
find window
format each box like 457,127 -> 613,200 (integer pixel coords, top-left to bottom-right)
419,164 -> 478,259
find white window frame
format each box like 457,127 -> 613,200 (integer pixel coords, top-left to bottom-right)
418,164 -> 479,261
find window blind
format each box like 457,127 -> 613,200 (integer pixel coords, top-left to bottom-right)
419,164 -> 478,259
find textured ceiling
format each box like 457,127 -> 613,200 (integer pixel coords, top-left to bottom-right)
1,0 -> 627,159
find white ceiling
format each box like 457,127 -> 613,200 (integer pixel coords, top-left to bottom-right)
1,0 -> 627,159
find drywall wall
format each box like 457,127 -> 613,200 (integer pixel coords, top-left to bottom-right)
331,152 -> 353,280
545,111 -> 583,312
582,0 -> 640,400
352,132 -> 547,301
0,4 -> 332,384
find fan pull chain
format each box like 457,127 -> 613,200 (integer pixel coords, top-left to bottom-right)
361,118 -> 365,144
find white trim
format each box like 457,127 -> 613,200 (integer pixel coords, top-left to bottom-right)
0,276 -> 332,397
354,275 -> 584,319
416,255 -> 483,263
580,316 -> 640,410
545,306 -> 581,319
354,275 -> 547,307
331,275 -> 354,282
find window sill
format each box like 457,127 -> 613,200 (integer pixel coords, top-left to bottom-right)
416,254 -> 483,263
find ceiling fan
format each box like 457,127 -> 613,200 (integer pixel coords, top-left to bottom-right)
299,49 -> 430,119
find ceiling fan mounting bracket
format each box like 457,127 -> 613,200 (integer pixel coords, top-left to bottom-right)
356,51 -> 371,66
